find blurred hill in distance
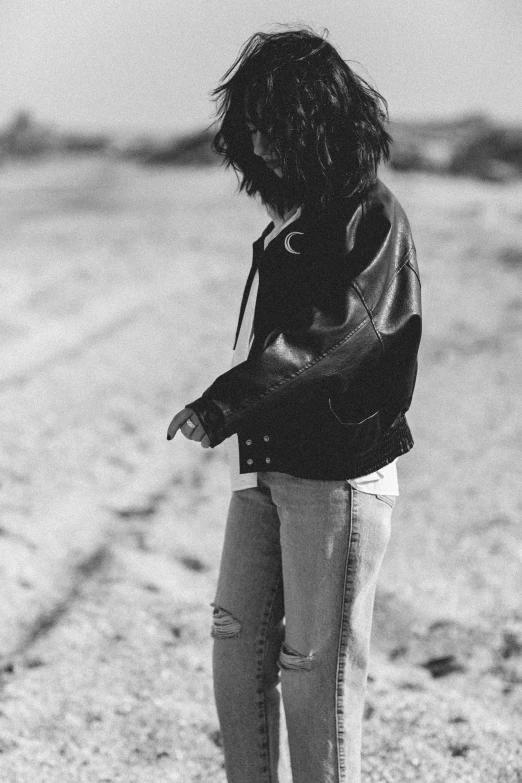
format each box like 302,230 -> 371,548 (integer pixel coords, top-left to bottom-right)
1,109 -> 521,183
389,114 -> 522,182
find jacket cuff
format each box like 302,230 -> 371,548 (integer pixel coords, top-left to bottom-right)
185,396 -> 227,447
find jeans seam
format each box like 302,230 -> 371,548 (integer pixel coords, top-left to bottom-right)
255,571 -> 282,782
334,483 -> 356,783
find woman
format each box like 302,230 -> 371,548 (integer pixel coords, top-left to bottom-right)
167,27 -> 421,783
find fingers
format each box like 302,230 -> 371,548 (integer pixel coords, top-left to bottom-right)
166,407 -> 194,440
167,408 -> 210,446
181,420 -> 206,441
182,419 -> 211,446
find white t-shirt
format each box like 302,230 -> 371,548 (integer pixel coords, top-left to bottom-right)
226,205 -> 399,495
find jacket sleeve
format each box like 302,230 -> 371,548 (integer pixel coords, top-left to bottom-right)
186,199 -> 419,447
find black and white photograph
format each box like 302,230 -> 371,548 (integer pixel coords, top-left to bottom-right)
0,1 -> 521,781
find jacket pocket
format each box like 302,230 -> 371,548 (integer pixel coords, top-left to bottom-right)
327,399 -> 382,455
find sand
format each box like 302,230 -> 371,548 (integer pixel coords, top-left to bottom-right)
0,158 -> 520,781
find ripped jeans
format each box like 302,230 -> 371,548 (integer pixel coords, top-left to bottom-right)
211,471 -> 394,783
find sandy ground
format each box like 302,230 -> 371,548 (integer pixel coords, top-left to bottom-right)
0,158 -> 521,781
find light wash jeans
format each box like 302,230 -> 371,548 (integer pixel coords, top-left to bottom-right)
211,471 -> 394,783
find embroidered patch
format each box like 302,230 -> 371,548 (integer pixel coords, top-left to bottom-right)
284,231 -> 304,254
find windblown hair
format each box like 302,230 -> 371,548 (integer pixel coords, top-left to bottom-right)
210,26 -> 392,217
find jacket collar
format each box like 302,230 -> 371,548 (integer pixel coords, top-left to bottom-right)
253,210 -> 307,263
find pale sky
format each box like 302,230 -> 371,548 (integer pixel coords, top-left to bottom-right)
1,0 -> 521,136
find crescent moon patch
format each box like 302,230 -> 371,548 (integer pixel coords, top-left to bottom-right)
284,231 -> 304,254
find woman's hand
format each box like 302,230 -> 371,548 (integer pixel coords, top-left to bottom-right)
166,407 -> 210,448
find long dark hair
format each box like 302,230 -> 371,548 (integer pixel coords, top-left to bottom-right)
210,26 -> 391,217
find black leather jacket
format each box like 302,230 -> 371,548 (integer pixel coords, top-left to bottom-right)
187,179 -> 422,480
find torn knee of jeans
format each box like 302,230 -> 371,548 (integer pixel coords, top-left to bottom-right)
211,605 -> 241,639
279,642 -> 316,672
